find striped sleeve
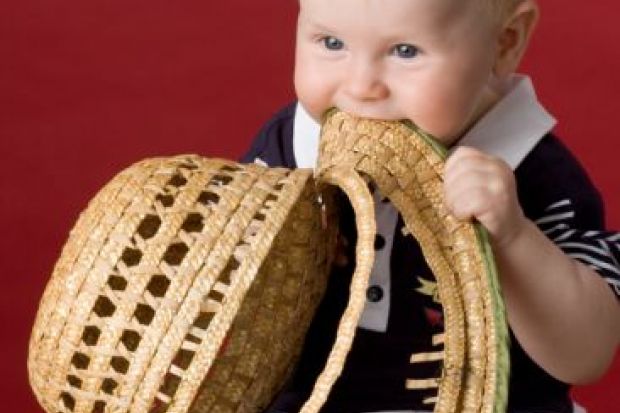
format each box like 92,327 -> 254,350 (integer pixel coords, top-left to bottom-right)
534,198 -> 620,297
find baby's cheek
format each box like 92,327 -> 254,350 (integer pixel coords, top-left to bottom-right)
294,65 -> 335,120
405,96 -> 462,144
418,85 -> 479,144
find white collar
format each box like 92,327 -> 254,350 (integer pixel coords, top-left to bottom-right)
292,74 -> 556,171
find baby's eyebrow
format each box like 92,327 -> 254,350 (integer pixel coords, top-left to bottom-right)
302,17 -> 338,34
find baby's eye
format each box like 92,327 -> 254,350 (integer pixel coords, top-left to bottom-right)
321,36 -> 344,51
392,43 -> 419,59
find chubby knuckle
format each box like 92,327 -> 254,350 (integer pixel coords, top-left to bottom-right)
443,189 -> 457,212
450,202 -> 468,219
459,189 -> 483,216
494,159 -> 511,174
451,146 -> 477,163
459,145 -> 480,155
487,177 -> 505,195
443,164 -> 458,183
485,152 -> 501,163
469,185 -> 489,201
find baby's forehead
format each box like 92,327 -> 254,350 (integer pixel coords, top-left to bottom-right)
298,0 -> 486,21
298,0 -> 489,33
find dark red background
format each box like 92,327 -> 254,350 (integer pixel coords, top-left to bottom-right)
1,1 -> 618,411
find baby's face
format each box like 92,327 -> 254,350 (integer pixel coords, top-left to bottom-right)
295,0 -> 503,145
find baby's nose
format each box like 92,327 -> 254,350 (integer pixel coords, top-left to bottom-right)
343,62 -> 389,102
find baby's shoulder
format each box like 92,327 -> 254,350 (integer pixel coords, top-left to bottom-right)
240,102 -> 297,168
516,133 -> 604,226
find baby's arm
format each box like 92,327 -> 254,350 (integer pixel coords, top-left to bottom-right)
444,146 -> 620,384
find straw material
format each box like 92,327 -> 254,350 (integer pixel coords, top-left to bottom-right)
28,156 -> 337,413
28,109 -> 509,413
303,110 -> 510,413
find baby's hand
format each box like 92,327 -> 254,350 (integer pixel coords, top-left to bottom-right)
443,146 -> 528,247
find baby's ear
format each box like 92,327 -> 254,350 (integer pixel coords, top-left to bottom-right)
493,0 -> 540,78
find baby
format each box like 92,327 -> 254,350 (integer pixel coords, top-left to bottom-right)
242,0 -> 620,412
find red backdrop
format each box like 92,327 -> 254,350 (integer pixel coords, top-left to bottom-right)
1,1 -> 618,411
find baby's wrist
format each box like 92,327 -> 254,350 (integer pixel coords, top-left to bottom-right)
490,213 -> 530,250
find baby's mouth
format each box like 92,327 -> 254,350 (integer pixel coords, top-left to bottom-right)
332,103 -> 404,122
326,106 -> 415,130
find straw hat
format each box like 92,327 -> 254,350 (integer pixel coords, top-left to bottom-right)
28,110 -> 509,413
28,156 -> 338,413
